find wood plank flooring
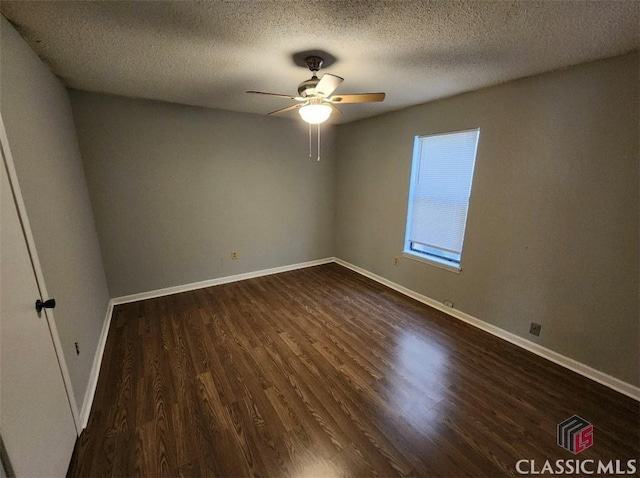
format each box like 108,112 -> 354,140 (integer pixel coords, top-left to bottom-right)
68,263 -> 639,477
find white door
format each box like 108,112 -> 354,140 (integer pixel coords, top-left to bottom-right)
0,155 -> 77,476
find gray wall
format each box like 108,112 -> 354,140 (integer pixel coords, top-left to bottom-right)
335,52 -> 639,386
69,91 -> 336,297
0,16 -> 111,407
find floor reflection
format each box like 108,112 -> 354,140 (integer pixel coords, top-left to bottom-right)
386,331 -> 449,434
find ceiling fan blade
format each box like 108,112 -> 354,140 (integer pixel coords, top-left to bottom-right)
247,91 -> 304,101
328,93 -> 385,104
315,74 -> 344,98
267,103 -> 303,116
329,104 -> 341,116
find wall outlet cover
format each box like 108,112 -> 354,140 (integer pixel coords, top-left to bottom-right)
529,322 -> 542,336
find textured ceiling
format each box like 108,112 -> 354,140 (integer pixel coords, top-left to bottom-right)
1,1 -> 638,124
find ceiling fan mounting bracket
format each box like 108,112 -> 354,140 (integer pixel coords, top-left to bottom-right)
305,56 -> 324,72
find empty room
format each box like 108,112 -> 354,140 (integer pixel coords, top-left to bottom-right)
0,1 -> 638,476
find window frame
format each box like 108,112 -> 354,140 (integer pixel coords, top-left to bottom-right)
403,128 -> 480,273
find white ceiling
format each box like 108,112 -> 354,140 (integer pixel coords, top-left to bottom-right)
1,1 -> 638,124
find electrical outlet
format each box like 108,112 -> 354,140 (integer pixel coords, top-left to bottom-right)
529,322 -> 542,337
231,251 -> 238,260
393,257 -> 399,266
75,341 -> 80,355
443,300 -> 454,308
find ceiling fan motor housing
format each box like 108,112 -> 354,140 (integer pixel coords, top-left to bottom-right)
298,77 -> 320,97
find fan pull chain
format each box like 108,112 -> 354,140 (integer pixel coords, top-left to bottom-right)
308,123 -> 321,161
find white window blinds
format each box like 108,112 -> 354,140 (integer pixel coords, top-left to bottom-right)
407,129 -> 479,261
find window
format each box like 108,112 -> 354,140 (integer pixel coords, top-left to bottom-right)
404,128 -> 480,271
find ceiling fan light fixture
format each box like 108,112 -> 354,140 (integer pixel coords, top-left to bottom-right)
299,103 -> 332,124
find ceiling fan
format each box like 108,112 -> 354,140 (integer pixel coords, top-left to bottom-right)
247,55 -> 385,124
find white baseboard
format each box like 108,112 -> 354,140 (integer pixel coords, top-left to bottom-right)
112,257 -> 335,305
334,258 -> 640,402
80,299 -> 114,429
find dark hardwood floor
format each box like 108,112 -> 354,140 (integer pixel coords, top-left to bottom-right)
68,263 -> 639,477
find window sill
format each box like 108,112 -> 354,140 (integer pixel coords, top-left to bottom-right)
402,250 -> 462,273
